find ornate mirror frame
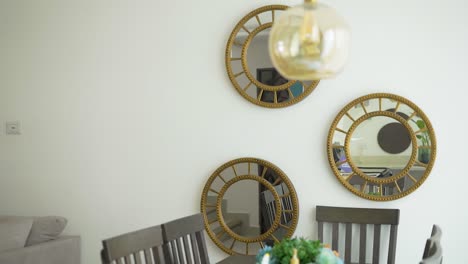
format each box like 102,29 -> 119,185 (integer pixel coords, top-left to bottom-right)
201,157 -> 299,255
225,5 -> 320,108
327,93 -> 437,201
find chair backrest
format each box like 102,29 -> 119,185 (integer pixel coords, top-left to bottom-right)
420,225 -> 443,264
161,214 -> 210,264
260,189 -> 276,231
260,184 -> 293,229
278,183 -> 293,224
316,206 -> 400,264
101,225 -> 165,264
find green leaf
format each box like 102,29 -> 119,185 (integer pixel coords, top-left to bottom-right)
416,135 -> 422,139
416,120 -> 425,129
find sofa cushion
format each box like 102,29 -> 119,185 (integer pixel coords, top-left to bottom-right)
0,217 -> 34,252
25,216 -> 68,246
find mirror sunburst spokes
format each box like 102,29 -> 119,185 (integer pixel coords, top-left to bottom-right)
226,5 -> 319,108
327,93 -> 436,201
201,157 -> 298,255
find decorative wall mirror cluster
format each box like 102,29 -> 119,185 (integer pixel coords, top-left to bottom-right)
201,158 -> 299,255
327,93 -> 436,201
225,5 -> 320,108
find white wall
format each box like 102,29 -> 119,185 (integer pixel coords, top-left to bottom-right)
0,0 -> 467,263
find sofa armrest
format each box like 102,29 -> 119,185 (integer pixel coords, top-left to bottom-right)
0,236 -> 80,264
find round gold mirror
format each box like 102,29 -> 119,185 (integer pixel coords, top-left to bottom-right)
201,158 -> 299,255
327,93 -> 436,201
225,5 -> 320,108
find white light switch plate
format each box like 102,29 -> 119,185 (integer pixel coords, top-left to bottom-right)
6,121 -> 21,135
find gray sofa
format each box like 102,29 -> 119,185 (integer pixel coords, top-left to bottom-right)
0,216 -> 80,264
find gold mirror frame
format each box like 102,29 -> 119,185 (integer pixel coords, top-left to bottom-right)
201,157 -> 299,255
225,5 -> 320,108
327,93 -> 437,201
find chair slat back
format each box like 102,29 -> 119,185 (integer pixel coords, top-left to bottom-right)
420,225 -> 443,264
316,206 -> 400,264
344,223 -> 352,264
102,225 -> 165,264
260,189 -> 276,230
279,183 -> 293,224
420,242 -> 442,264
387,225 -> 398,264
162,214 -> 210,264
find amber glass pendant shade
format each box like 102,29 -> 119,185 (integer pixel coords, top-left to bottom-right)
269,0 -> 350,80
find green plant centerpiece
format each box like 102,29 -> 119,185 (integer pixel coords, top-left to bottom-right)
256,238 -> 343,264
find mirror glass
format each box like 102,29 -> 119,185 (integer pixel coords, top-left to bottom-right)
222,179 -> 261,238
202,158 -> 298,255
245,28 -> 271,79
226,5 -> 319,108
349,116 -> 412,176
328,94 -> 436,200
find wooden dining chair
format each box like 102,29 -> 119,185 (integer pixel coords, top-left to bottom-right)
420,225 -> 443,264
278,183 -> 293,225
316,206 -> 400,264
260,183 -> 294,231
101,225 -> 166,264
161,213 -> 210,264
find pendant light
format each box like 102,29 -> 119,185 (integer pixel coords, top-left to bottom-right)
269,0 -> 350,80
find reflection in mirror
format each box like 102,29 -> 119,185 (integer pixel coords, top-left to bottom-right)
245,28 -> 271,81
350,116 -> 412,174
378,122 -> 410,153
226,5 -> 319,108
215,163 -> 294,238
219,178 -> 294,239
223,237 -> 262,256
327,93 -> 436,200
202,158 -> 298,255
257,165 -> 294,239
346,175 -> 421,196
412,115 -> 433,164
242,28 -> 305,103
223,180 -> 260,238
